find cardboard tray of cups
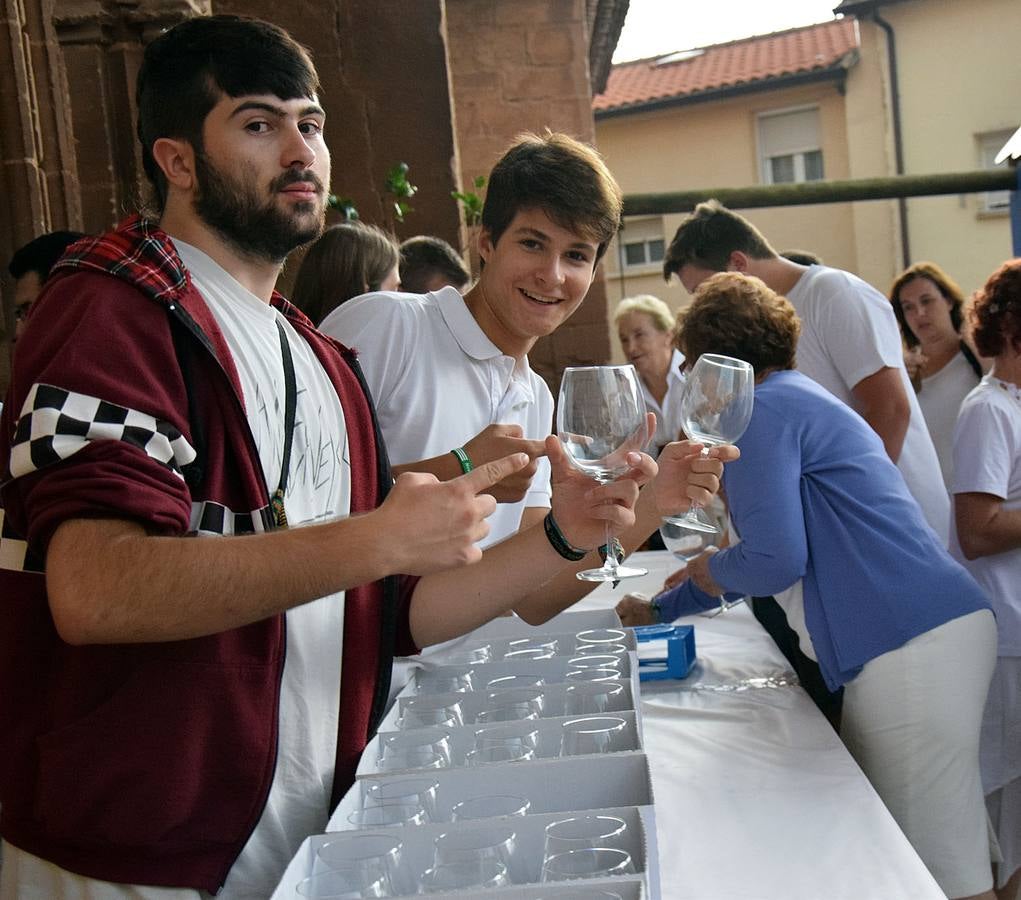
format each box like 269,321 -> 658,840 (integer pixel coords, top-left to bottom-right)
273,807 -> 650,897
270,753 -> 658,898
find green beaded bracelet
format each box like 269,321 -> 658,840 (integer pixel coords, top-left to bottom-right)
451,446 -> 473,474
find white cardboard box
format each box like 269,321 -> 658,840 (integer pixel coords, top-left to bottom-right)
271,753 -> 658,898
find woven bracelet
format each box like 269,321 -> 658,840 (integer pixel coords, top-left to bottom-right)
543,511 -> 588,561
451,446 -> 473,474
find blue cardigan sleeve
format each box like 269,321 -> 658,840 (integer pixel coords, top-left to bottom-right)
654,579 -> 729,621
706,388 -> 810,597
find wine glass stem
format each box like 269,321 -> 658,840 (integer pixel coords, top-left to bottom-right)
687,446 -> 711,514
601,520 -> 617,577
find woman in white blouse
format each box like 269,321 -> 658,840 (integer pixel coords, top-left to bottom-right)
952,258 -> 1021,900
614,294 -> 685,458
889,261 -> 985,489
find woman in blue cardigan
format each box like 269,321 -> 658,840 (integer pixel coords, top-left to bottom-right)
618,272 -> 997,900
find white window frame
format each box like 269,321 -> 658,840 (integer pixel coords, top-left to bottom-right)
622,237 -> 665,270
756,104 -> 825,186
977,129 -> 1014,214
615,218 -> 666,274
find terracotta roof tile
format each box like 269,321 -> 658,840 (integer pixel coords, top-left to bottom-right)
595,18 -> 859,113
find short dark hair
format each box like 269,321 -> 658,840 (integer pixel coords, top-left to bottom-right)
970,258 -> 1021,358
888,261 -> 966,348
677,272 -> 800,375
399,235 -> 470,293
481,131 -> 622,263
663,200 -> 776,280
780,249 -> 822,266
291,222 -> 399,324
136,15 -> 319,213
8,231 -> 85,280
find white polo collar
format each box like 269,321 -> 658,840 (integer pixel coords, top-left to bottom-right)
436,286 -> 506,363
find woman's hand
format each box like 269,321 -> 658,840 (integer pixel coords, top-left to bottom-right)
616,592 -> 658,627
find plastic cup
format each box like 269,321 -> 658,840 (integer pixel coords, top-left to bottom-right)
450,794 -> 531,821
415,666 -> 475,693
419,859 -> 509,892
295,870 -> 387,898
543,815 -> 628,855
564,668 -> 621,684
375,748 -> 445,772
465,744 -> 535,766
571,642 -> 628,657
315,833 -> 402,895
567,654 -> 624,672
486,674 -> 546,693
362,776 -> 439,819
574,628 -> 627,649
347,802 -> 429,828
433,822 -> 521,881
564,680 -> 625,716
560,716 -> 629,756
378,727 -> 452,766
541,847 -> 635,881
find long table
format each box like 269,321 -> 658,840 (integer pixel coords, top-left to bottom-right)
574,550 -> 946,900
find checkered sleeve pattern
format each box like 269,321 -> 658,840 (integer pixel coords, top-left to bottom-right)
9,383 -> 197,481
0,507 -> 39,572
189,500 -> 275,537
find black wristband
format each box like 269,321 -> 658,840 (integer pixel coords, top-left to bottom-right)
543,511 -> 588,561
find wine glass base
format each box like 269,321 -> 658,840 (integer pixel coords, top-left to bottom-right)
576,565 -> 648,583
661,514 -> 719,534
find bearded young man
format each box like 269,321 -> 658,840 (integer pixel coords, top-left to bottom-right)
0,15 -> 731,898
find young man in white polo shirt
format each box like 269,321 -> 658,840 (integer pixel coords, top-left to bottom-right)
321,134 -> 725,612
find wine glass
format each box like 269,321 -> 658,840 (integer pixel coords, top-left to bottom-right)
661,506 -> 739,617
557,365 -> 650,582
664,354 -> 753,532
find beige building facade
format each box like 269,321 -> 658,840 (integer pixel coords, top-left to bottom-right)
850,0 -> 1020,296
596,0 -> 1019,361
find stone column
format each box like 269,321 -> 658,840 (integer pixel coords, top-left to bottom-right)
445,0 -> 612,392
52,0 -> 209,232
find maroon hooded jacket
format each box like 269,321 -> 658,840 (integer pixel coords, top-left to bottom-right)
0,216 -> 418,891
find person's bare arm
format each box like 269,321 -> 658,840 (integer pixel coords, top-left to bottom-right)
46,454 -> 530,645
955,491 -> 1021,560
851,366 -> 910,462
391,423 -> 547,503
410,435 -> 649,645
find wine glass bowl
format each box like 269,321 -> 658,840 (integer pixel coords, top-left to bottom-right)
659,519 -> 720,563
664,354 -> 753,532
557,365 -> 649,583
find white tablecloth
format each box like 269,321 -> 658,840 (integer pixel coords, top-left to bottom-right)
574,551 -> 946,900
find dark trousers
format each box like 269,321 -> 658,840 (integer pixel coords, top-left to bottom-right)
750,596 -> 843,730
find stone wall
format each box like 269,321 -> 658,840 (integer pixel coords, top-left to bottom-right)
1,0 -> 612,395
445,0 -> 612,393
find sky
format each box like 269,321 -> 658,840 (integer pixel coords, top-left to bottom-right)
612,0 -> 844,63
